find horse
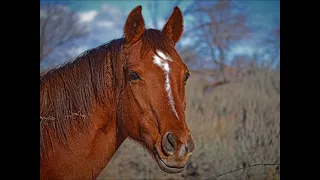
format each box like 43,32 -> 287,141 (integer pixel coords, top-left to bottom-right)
40,5 -> 195,180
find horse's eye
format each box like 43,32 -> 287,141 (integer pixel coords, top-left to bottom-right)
185,72 -> 190,82
128,71 -> 140,81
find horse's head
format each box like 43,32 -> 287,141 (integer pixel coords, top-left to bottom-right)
120,6 -> 194,173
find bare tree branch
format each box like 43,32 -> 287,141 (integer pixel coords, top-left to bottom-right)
208,163 -> 280,180
186,0 -> 251,81
40,4 -> 88,63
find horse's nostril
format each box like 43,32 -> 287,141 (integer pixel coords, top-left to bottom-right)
162,132 -> 175,155
167,133 -> 175,148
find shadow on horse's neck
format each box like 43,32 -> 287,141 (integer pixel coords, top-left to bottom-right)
40,39 -> 129,178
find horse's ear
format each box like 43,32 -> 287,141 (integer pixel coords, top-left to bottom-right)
162,6 -> 183,45
124,5 -> 145,44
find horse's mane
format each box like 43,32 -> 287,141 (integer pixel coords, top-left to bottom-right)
40,29 -> 174,154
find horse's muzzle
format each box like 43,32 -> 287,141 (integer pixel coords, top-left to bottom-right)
154,132 -> 195,173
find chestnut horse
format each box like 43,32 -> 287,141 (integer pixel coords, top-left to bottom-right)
40,5 -> 194,180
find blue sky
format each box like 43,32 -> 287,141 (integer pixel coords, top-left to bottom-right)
40,0 -> 280,70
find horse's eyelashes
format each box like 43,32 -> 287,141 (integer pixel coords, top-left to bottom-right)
185,73 -> 190,82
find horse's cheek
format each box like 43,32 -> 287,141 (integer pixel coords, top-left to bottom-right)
140,119 -> 159,144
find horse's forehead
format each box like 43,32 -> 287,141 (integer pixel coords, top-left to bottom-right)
155,50 -> 173,61
152,49 -> 184,67
133,46 -> 185,70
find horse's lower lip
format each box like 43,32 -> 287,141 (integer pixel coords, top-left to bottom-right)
155,153 -> 185,173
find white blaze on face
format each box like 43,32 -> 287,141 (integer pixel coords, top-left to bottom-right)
152,50 -> 179,120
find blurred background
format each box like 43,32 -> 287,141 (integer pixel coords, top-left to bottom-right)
40,0 -> 280,179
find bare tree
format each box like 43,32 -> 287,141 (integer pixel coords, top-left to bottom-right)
40,3 -> 88,63
186,0 -> 251,82
176,45 -> 201,69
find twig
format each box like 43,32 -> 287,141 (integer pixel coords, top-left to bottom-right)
65,111 -> 87,119
40,111 -> 86,126
40,116 -> 56,125
208,163 -> 280,180
40,116 -> 55,121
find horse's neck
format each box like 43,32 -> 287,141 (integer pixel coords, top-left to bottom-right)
41,54 -> 128,179
73,104 -> 127,178
41,101 -> 127,180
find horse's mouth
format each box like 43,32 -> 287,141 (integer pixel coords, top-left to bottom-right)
154,152 -> 186,173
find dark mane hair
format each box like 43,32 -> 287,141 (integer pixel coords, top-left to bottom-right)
40,29 -> 174,154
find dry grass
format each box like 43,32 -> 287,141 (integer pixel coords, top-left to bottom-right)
97,69 -> 280,180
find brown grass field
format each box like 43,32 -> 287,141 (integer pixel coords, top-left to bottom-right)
96,69 -> 280,180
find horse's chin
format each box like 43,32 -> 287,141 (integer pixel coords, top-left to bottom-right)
154,151 -> 186,173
